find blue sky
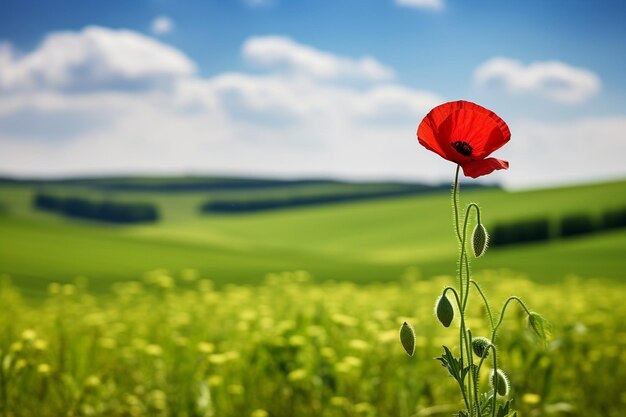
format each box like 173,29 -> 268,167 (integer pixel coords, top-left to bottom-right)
1,0 -> 626,188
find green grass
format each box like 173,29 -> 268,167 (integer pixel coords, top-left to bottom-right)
1,179 -> 626,296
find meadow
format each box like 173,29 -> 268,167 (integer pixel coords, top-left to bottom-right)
1,177 -> 626,416
1,271 -> 625,417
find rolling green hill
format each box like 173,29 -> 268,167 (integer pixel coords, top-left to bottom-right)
1,178 -> 625,296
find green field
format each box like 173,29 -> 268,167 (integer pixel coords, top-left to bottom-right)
1,178 -> 626,296
1,177 -> 626,417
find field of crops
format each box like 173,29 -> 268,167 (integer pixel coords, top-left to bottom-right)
1,270 -> 625,417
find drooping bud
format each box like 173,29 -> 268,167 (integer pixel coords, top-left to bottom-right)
471,223 -> 489,257
528,312 -> 552,346
489,368 -> 510,396
399,322 -> 416,356
435,295 -> 454,328
471,336 -> 491,358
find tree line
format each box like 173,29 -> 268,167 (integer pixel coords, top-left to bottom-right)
490,206 -> 626,247
33,193 -> 159,223
198,186 -> 488,214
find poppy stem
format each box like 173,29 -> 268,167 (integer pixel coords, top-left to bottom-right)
491,296 -> 532,345
461,203 -> 481,311
442,286 -> 463,312
470,280 -> 495,330
452,165 -> 462,243
491,348 -> 499,417
452,165 -> 465,310
452,166 -> 476,416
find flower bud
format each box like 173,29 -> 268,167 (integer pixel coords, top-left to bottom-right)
471,336 -> 491,358
435,295 -> 454,328
472,223 -> 489,257
399,322 -> 416,356
528,312 -> 552,346
489,368 -> 510,396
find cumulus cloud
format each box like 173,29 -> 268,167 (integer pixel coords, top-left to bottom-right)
0,26 -> 195,92
1,26 -> 623,189
151,16 -> 174,35
474,57 -> 601,104
395,0 -> 443,11
0,27 -> 444,181
242,36 -> 394,81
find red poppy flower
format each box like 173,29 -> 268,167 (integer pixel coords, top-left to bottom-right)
417,100 -> 511,178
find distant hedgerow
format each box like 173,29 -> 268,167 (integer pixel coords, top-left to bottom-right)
33,192 -> 159,223
559,212 -> 597,238
601,206 -> 626,230
488,206 -> 626,248
490,218 -> 551,247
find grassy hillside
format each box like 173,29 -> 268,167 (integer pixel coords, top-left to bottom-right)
1,178 -> 625,296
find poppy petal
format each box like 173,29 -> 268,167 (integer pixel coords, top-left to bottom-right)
439,102 -> 510,159
461,158 -> 509,179
417,101 -> 510,163
417,121 -> 450,161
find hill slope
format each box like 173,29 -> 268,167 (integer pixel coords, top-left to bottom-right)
1,178 -> 625,295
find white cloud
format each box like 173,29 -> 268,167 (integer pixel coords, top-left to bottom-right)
474,57 -> 601,104
1,26 -> 624,190
0,26 -> 195,92
0,83 -> 444,179
395,0 -> 443,11
504,117 -> 626,188
242,36 -> 394,81
151,16 -> 174,35
0,27 -> 443,181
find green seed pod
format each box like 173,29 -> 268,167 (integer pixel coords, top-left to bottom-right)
399,322 -> 416,356
489,369 -> 510,396
471,336 -> 491,358
435,295 -> 454,328
471,223 -> 489,257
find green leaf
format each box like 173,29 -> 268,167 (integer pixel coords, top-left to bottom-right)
496,401 -> 510,417
436,345 -> 462,381
460,364 -> 473,383
479,392 -> 493,416
496,399 -> 515,417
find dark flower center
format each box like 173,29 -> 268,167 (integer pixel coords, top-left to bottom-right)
451,141 -> 473,157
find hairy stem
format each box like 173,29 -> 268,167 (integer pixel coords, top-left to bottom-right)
468,329 -> 480,417
442,287 -> 463,312
453,165 -> 462,243
470,280 -> 495,330
452,166 -> 476,416
492,296 -> 532,343
491,347 -> 499,417
461,203 -> 480,311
